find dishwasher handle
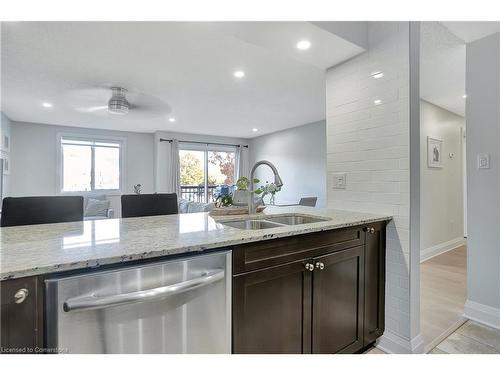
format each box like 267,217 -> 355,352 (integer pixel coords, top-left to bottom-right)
63,269 -> 224,312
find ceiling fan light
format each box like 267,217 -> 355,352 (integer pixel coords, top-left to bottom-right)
108,87 -> 130,115
108,102 -> 129,115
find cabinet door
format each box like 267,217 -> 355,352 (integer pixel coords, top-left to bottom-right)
312,246 -> 364,354
1,276 -> 42,352
363,222 -> 386,345
233,260 -> 312,354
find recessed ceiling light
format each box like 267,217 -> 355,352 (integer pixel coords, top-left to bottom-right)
252,128 -> 258,132
168,117 -> 176,123
371,71 -> 384,79
42,102 -> 53,108
296,40 -> 311,50
462,94 -> 467,99
234,70 -> 245,78
373,99 -> 382,105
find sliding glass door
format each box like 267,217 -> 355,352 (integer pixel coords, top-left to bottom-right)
179,145 -> 236,203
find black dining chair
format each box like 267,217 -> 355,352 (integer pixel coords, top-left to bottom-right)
121,193 -> 179,218
0,196 -> 84,227
298,197 -> 317,207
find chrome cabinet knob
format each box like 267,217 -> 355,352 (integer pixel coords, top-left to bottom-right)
304,263 -> 315,272
14,288 -> 29,304
315,262 -> 325,270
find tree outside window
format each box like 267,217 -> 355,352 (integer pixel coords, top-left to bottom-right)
179,148 -> 236,202
208,151 -> 235,185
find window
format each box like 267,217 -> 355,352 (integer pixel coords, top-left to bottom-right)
60,136 -> 123,193
179,145 -> 236,203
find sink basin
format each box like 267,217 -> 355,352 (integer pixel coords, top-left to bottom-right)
222,220 -> 284,230
266,215 -> 329,226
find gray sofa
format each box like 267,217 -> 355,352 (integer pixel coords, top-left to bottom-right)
83,195 -> 114,220
178,198 -> 214,213
83,196 -> 211,220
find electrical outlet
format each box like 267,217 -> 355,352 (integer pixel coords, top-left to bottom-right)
332,173 -> 347,189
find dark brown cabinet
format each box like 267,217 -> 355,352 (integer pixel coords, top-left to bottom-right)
233,222 -> 386,354
232,260 -> 312,353
311,246 -> 364,354
363,222 -> 386,346
1,276 -> 43,353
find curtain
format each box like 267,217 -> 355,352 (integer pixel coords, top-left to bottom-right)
169,139 -> 181,196
236,145 -> 249,180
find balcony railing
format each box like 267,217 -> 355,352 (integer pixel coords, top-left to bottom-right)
180,185 -> 218,203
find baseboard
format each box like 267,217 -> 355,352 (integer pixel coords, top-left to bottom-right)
420,237 -> 466,263
376,331 -> 425,354
464,300 -> 500,330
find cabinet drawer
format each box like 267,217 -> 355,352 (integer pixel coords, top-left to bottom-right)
233,226 -> 364,274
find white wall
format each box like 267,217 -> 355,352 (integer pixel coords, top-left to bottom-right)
1,112 -> 12,198
154,130 -> 248,193
464,32 -> 500,328
9,121 -> 155,216
326,22 -> 422,353
248,120 -> 327,207
420,100 -> 465,260
420,22 -> 466,117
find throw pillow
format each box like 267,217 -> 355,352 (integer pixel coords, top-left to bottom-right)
85,198 -> 111,217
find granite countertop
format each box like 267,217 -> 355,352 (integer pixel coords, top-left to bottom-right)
0,206 -> 392,280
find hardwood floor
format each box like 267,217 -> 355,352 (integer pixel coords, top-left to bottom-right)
421,245 -> 467,352
365,320 -> 500,354
366,245 -> 500,354
364,346 -> 386,354
430,320 -> 500,354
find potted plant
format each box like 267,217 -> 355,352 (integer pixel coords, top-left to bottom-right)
260,182 -> 281,205
232,176 -> 264,207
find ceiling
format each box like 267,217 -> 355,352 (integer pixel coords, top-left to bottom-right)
0,22 -> 365,138
441,21 -> 500,43
421,22 -> 466,116
421,21 -> 500,117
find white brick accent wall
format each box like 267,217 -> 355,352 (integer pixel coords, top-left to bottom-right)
326,22 -> 413,343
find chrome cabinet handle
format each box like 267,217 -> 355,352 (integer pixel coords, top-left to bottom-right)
14,288 -> 29,304
304,263 -> 315,272
315,262 -> 325,270
63,269 -> 224,313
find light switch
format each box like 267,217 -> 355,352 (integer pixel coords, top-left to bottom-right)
332,173 -> 347,189
477,154 -> 490,169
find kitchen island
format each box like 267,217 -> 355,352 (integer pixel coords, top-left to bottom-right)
0,206 -> 391,354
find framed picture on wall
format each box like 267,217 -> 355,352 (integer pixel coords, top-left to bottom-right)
2,134 -> 10,152
1,155 -> 10,175
427,137 -> 443,168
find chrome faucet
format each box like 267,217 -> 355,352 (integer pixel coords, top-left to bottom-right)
248,160 -> 283,214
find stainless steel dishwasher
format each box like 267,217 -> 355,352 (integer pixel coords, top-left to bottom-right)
45,250 -> 231,354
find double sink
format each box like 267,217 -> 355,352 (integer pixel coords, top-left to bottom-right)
222,214 -> 330,230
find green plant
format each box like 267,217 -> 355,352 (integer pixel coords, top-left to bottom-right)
235,176 -> 261,194
220,195 -> 233,207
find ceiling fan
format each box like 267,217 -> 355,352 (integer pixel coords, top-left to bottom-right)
107,87 -> 130,115
66,85 -> 171,119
